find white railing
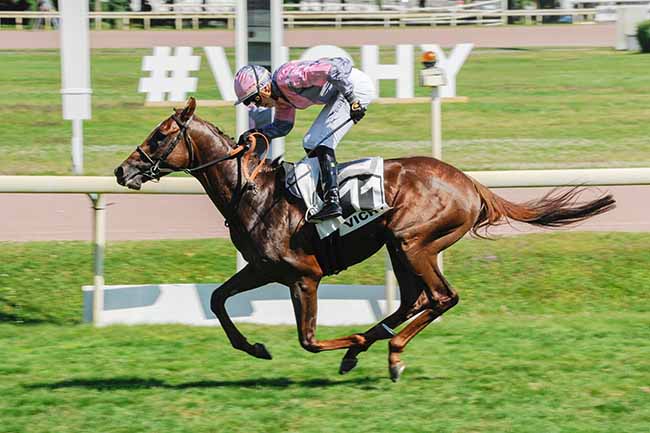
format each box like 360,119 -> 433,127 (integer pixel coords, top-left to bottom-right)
2,167 -> 650,324
0,7 -> 604,30
3,168 -> 650,194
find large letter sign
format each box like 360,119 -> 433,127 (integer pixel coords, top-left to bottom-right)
139,44 -> 473,102
204,46 -> 236,101
300,45 -> 354,64
361,45 -> 414,98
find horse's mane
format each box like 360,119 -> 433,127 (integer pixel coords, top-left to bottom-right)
194,115 -> 281,171
196,116 -> 238,148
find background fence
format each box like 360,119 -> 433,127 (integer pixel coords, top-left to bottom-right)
2,5 -> 631,30
2,167 -> 650,324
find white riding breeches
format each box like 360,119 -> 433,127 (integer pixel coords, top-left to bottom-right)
302,68 -> 376,151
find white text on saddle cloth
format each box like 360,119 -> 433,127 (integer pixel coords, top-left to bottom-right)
339,205 -> 391,237
285,157 -> 389,239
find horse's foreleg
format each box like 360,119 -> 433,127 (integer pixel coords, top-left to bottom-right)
211,264 -> 273,360
289,277 -> 366,353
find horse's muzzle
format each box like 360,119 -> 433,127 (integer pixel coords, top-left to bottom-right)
114,166 -> 126,186
114,164 -> 143,190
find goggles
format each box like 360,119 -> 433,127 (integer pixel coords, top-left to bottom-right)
243,93 -> 262,107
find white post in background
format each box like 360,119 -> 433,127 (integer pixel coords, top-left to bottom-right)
235,1 -> 249,139
432,87 -> 444,273
235,1 -> 248,272
432,88 -> 442,161
616,6 -> 649,50
234,0 -> 285,271
420,51 -> 447,273
59,0 -> 92,175
270,0 -> 285,160
72,119 -> 84,175
384,251 -> 397,316
89,193 -> 106,326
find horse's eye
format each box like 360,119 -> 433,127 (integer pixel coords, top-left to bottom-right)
149,130 -> 167,151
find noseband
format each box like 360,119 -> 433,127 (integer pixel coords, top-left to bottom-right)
136,113 -> 195,181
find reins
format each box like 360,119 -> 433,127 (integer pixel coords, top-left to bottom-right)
185,131 -> 269,184
136,114 -> 270,185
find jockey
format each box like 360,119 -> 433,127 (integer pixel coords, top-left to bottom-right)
233,58 -> 375,222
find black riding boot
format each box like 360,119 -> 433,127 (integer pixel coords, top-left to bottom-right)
311,146 -> 343,221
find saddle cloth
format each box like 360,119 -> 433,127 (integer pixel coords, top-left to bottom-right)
284,156 -> 390,239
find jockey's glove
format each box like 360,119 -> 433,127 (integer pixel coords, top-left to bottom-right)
349,100 -> 366,124
237,128 -> 268,149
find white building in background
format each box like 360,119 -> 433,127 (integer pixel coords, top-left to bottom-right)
129,0 -> 462,13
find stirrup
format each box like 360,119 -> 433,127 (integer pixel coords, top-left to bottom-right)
310,202 -> 342,222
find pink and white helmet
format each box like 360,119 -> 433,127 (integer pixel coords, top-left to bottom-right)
233,65 -> 272,106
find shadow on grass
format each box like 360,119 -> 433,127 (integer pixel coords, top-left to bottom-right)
24,375 -> 384,390
0,311 -> 49,325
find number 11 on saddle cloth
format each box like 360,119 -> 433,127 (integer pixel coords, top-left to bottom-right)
284,156 -> 390,239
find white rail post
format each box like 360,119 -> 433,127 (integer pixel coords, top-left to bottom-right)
501,0 -> 508,25
60,0 -> 92,176
421,51 -> 447,273
432,86 -> 444,275
89,193 -> 106,326
71,119 -> 84,175
384,251 -> 397,316
432,87 -> 442,161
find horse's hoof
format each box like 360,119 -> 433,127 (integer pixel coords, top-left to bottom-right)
339,357 -> 358,375
252,343 -> 272,360
389,362 -> 406,382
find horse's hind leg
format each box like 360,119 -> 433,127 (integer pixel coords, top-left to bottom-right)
387,261 -> 457,381
386,226 -> 468,381
339,247 -> 430,374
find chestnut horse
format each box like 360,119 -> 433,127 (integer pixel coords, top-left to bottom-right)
114,98 -> 615,381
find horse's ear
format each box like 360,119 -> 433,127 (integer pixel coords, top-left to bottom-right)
180,97 -> 196,122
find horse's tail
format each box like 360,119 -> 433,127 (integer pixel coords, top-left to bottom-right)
469,178 -> 616,237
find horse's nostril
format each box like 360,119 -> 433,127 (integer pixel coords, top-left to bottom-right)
114,166 -> 124,179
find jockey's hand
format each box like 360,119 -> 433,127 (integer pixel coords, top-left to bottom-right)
237,129 -> 266,148
349,100 -> 366,124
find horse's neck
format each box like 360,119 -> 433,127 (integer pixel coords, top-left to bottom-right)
192,129 -> 274,227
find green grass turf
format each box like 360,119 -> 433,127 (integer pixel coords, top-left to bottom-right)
1,313 -> 649,433
1,48 -> 649,175
1,232 -> 650,432
3,233 -> 650,325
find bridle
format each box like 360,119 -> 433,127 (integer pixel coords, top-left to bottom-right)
135,113 -> 195,181
132,112 -> 269,183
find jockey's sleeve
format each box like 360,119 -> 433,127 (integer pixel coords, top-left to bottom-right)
295,58 -> 356,104
259,103 -> 295,139
323,57 -> 356,103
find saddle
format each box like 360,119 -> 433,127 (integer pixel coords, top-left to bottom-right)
284,156 -> 390,239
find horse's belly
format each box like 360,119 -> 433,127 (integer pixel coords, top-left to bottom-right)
313,219 -> 387,276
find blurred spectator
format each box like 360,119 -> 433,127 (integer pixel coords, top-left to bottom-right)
103,0 -> 130,28
32,0 -> 59,29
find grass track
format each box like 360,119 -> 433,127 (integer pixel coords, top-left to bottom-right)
1,314 -> 649,433
1,233 -> 650,432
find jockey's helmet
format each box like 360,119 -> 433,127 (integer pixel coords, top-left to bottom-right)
233,65 -> 272,106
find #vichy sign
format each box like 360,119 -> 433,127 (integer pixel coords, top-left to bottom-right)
139,44 -> 473,103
